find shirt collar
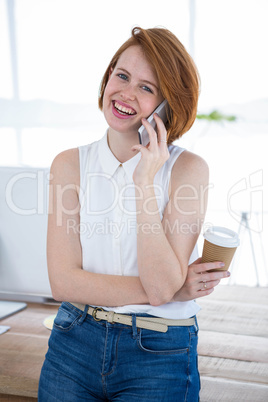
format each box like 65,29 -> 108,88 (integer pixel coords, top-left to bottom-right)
98,130 -> 141,182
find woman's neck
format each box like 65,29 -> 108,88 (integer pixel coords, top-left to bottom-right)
107,128 -> 140,163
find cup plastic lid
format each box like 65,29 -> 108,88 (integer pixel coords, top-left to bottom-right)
203,226 -> 240,248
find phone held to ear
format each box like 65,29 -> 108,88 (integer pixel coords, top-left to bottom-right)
138,99 -> 169,146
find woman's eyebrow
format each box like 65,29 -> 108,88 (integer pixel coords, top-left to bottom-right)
116,67 -> 159,91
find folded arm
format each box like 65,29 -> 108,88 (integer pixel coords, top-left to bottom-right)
133,150 -> 211,305
47,148 -> 228,307
47,148 -> 149,306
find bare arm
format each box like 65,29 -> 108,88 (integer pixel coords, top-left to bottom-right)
47,148 -> 149,306
133,149 -> 210,306
48,147 -> 228,307
129,112 -> 216,305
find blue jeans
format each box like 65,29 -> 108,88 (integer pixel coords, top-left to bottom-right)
38,302 -> 200,401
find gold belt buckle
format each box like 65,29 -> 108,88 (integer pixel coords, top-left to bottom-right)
92,307 -> 104,321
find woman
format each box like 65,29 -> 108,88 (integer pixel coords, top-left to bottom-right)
38,27 -> 229,401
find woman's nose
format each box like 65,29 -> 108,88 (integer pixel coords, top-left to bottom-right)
120,85 -> 136,101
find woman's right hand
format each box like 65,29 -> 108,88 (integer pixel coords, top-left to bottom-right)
172,258 -> 230,302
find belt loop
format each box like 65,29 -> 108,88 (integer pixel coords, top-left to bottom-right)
194,316 -> 199,333
107,311 -> 115,324
132,315 -> 138,339
78,304 -> 89,324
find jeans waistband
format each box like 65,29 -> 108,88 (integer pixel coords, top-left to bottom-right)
70,302 -> 196,333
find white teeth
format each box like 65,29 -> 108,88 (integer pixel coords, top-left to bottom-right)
114,102 -> 135,115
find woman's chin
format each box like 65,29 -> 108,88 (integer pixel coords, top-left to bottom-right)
105,113 -> 140,136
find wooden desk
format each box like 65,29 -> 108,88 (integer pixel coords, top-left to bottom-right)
198,285 -> 268,401
0,287 -> 268,401
0,303 -> 58,401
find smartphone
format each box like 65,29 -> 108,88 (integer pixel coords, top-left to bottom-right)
138,99 -> 169,146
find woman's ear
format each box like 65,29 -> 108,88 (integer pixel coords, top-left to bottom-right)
108,67 -> 113,79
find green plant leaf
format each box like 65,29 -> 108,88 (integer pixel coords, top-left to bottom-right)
196,110 -> 236,122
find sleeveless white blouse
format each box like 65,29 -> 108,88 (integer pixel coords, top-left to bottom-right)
78,131 -> 200,319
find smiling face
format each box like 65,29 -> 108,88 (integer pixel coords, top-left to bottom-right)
102,45 -> 164,137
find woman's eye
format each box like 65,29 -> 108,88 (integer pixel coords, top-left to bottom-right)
142,85 -> 153,94
117,73 -> 128,80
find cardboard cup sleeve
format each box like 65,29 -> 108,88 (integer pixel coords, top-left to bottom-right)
201,226 -> 240,272
201,240 -> 237,271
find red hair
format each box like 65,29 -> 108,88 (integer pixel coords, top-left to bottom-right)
99,27 -> 200,144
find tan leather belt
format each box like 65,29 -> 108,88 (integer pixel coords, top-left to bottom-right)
71,302 -> 196,333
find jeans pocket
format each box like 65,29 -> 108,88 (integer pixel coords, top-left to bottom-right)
137,326 -> 190,355
53,303 -> 81,333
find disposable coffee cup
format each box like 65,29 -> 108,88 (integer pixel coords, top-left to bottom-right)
201,226 -> 240,271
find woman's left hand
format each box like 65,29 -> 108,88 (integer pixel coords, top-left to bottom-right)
131,114 -> 170,184
172,258 -> 231,302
